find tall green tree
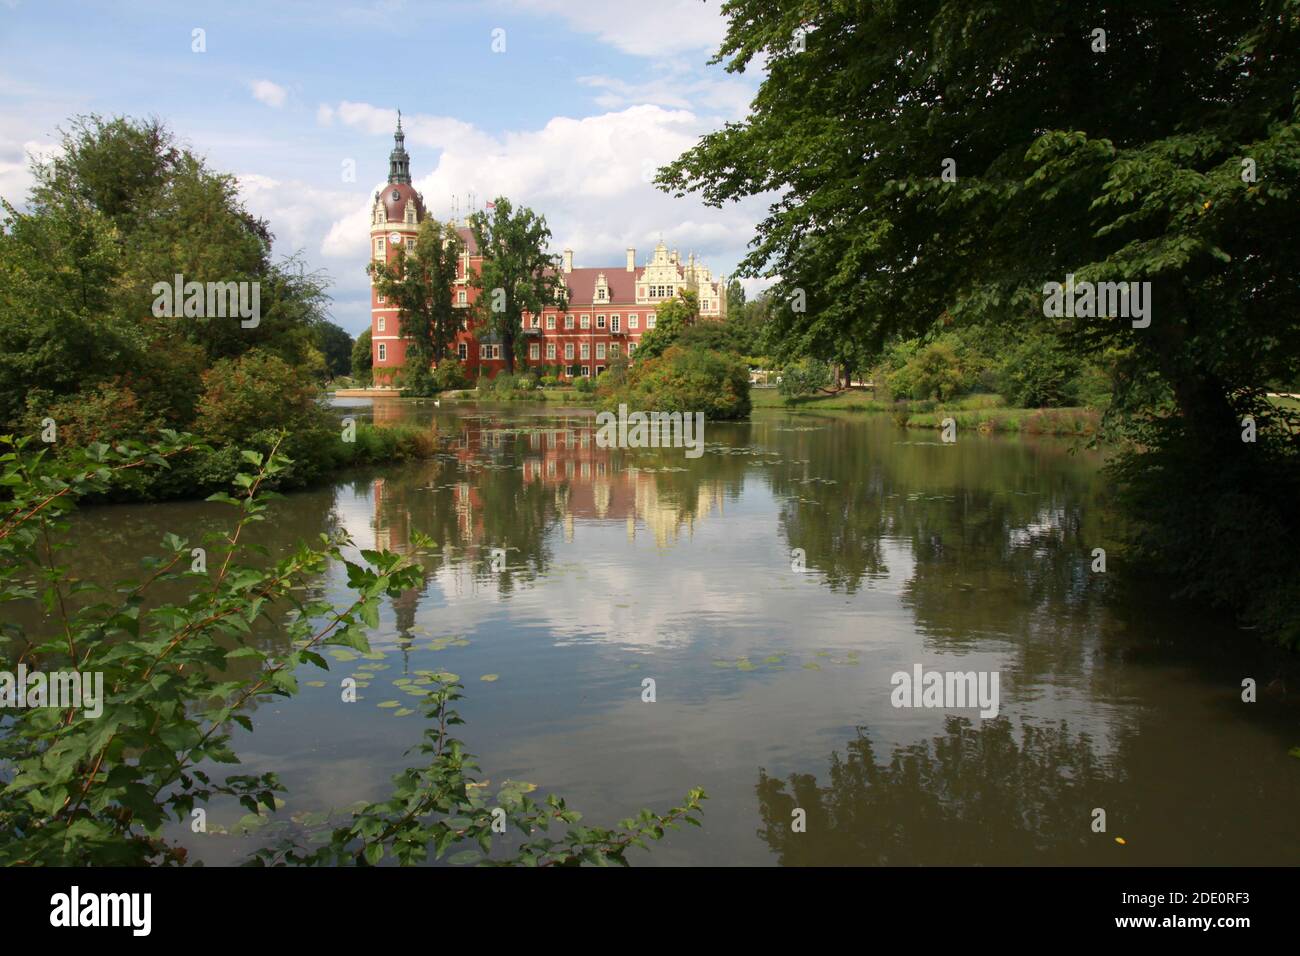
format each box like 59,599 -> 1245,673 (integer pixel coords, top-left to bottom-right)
466,198 -> 567,374
370,218 -> 464,382
352,327 -> 373,384
314,321 -> 353,379
659,0 -> 1300,444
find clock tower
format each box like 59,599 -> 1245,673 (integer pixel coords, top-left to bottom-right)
369,112 -> 426,386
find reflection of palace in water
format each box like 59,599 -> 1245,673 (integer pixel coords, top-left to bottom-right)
370,418 -> 726,551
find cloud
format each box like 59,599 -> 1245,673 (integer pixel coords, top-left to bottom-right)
502,0 -> 727,57
0,132 -> 61,208
250,79 -> 288,109
321,100 -> 770,286
316,103 -> 336,126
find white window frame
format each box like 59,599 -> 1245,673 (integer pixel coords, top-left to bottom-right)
377,342 -> 387,361
529,343 -> 540,360
564,343 -> 574,360
596,342 -> 605,359
580,342 -> 590,360
377,316 -> 386,332
628,314 -> 639,329
546,343 -> 556,360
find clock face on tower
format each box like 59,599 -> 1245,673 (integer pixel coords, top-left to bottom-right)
388,232 -> 401,245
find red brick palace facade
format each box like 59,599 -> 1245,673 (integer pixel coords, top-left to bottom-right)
369,119 -> 727,385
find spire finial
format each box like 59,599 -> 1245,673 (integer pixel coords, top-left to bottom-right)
397,109 -> 402,132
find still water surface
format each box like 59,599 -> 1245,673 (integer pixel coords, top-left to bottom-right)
48,400 -> 1300,864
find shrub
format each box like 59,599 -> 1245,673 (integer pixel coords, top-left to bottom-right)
431,359 -> 468,392
997,335 -> 1081,408
573,375 -> 597,395
778,358 -> 832,399
194,349 -> 330,446
887,342 -> 967,401
601,344 -> 751,420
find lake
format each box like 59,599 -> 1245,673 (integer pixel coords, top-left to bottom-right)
37,399 -> 1300,865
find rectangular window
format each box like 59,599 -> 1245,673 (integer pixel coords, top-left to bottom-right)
611,315 -> 620,333
596,314 -> 606,329
647,313 -> 657,329
530,343 -> 540,360
609,343 -> 620,356
565,343 -> 574,360
458,290 -> 467,305
580,314 -> 590,329
377,294 -> 385,304
493,345 -> 502,360
377,342 -> 387,361
581,366 -> 590,377
479,345 -> 488,359
547,315 -> 556,329
628,314 -> 639,329
375,238 -> 384,259
580,343 -> 590,359
377,316 -> 386,332
565,314 -> 575,329
596,343 -> 605,359
406,238 -> 415,251
629,343 -> 637,354
531,314 -> 540,328
595,366 -> 604,377
546,343 -> 556,360
458,342 -> 467,360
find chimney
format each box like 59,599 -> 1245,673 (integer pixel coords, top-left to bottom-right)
562,248 -> 573,273
626,248 -> 636,272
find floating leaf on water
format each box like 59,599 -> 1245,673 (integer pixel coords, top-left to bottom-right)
393,678 -> 413,686
480,674 -> 499,682
328,650 -> 358,662
362,651 -> 387,661
762,655 -> 783,664
736,661 -> 757,672
377,700 -> 401,708
394,708 -> 415,717
448,850 -> 482,866
712,660 -> 733,668
803,662 -> 822,671
451,639 -> 471,647
304,680 -> 327,688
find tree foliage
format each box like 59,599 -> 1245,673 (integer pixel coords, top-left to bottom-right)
467,198 -> 567,374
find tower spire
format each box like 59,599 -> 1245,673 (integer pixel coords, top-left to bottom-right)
388,110 -> 411,185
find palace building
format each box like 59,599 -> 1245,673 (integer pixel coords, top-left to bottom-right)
370,119 -> 727,385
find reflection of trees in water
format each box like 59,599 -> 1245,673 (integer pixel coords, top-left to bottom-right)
756,717 -> 1119,865
368,418 -> 754,609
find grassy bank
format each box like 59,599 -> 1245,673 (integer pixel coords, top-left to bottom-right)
751,387 -> 1100,436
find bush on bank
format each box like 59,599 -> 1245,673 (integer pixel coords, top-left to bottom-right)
598,345 -> 751,420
